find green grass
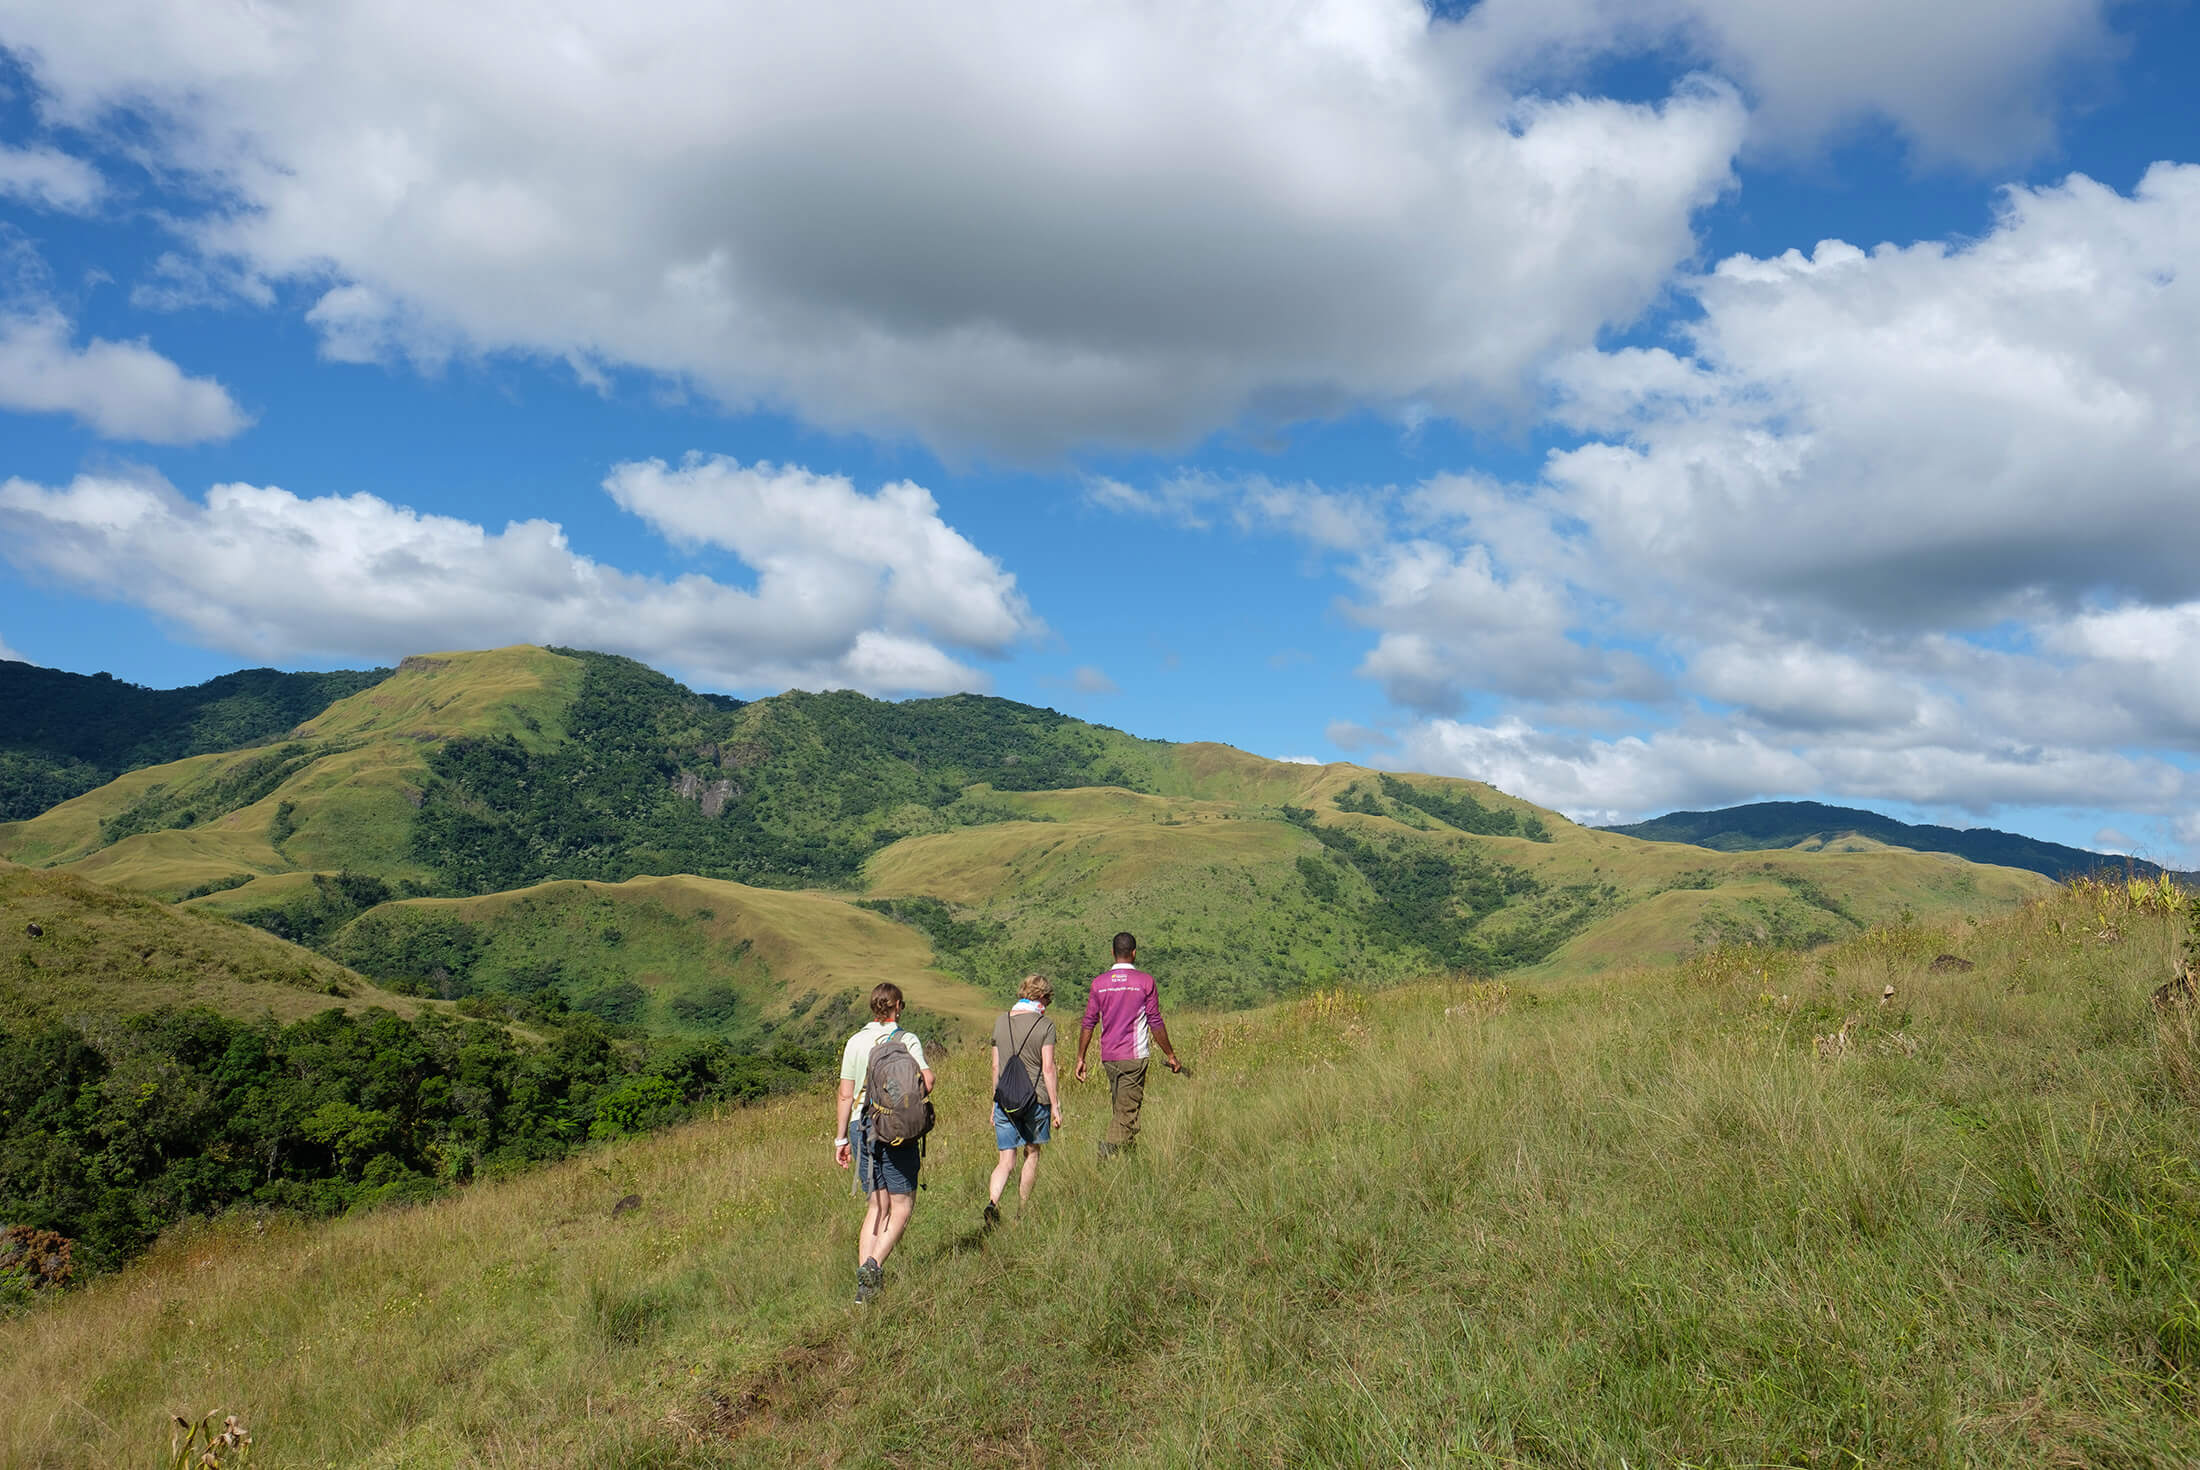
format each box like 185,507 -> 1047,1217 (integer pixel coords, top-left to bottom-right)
330,875 -> 999,1042
0,867 -> 429,1027
4,878 -> 2194,1466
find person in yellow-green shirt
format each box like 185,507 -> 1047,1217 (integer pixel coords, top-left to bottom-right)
834,983 -> 933,1304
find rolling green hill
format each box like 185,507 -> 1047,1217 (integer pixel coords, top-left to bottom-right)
1,864 -> 427,1029
0,658 -> 390,823
323,874 -> 995,1048
1605,799 -> 2185,882
1,647 -> 2053,1031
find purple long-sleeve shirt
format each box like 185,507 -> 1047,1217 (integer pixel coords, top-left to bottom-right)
1081,962 -> 1162,1062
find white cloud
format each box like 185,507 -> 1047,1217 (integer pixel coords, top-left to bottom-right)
604,456 -> 1035,655
0,143 -> 103,212
0,299 -> 250,443
1396,717 -> 2189,830
1346,539 -> 1662,711
1085,164 -> 2200,839
1089,472 -> 1386,551
0,461 -> 1038,696
1545,166 -> 2200,629
1070,666 -> 1117,695
1385,165 -> 2200,816
0,0 -> 1748,456
1461,0 -> 2116,165
0,633 -> 22,662
1689,642 -> 1925,733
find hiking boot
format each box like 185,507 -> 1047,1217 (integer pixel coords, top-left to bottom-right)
982,1201 -> 1002,1227
855,1275 -> 876,1305
857,1257 -> 883,1290
1096,1141 -> 1118,1161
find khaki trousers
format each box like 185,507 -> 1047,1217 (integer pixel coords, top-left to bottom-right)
1103,1059 -> 1148,1147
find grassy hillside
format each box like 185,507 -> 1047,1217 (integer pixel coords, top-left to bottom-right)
1608,799 -> 2186,882
0,866 -> 426,1028
0,659 -> 390,823
0,645 -> 583,892
321,875 -> 996,1047
2,646 -> 2053,1027
4,878 -> 2193,1465
860,775 -> 2048,1007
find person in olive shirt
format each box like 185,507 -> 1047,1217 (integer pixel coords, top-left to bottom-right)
983,974 -> 1065,1224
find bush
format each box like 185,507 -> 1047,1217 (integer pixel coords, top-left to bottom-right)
0,1003 -> 826,1277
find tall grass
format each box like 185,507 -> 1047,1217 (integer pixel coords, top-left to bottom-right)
3,881 -> 2194,1466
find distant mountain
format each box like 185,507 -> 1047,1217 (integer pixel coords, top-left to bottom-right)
1602,801 -> 2176,882
0,659 -> 392,822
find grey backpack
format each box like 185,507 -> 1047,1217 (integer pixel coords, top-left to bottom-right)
863,1028 -> 933,1147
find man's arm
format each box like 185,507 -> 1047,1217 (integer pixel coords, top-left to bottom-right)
1145,980 -> 1182,1072
834,1079 -> 854,1168
921,1068 -> 936,1094
1075,1024 -> 1094,1082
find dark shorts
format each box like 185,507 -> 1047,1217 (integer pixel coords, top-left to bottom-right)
852,1112 -> 921,1197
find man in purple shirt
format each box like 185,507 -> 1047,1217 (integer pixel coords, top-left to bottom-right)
1075,931 -> 1182,1157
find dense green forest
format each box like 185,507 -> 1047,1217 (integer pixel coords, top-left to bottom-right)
0,661 -> 390,822
0,1005 -> 824,1278
1604,799 -> 2184,882
411,650 -> 1160,893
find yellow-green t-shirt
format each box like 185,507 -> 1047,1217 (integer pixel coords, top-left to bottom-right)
840,1021 -> 929,1110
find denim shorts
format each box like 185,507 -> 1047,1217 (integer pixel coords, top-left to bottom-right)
853,1112 -> 921,1197
993,1100 -> 1052,1150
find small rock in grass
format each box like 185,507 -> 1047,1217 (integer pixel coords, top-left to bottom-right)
2152,968 -> 2197,1012
1928,954 -> 1974,974
611,1193 -> 642,1217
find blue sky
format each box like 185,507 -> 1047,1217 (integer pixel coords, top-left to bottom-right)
3,1 -> 2199,862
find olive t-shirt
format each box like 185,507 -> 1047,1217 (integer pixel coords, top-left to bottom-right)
992,1007 -> 1058,1104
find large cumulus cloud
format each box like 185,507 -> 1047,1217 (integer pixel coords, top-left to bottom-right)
0,457 -> 1038,694
1,0 -> 1752,456
1106,165 -> 2200,845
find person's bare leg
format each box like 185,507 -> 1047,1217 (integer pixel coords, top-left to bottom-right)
872,1193 -> 915,1266
859,1190 -> 891,1266
1017,1142 -> 1042,1202
988,1147 -> 1017,1206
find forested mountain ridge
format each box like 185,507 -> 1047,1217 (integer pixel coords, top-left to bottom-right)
1604,800 -> 2186,882
0,659 -> 391,822
1,647 -> 2052,1033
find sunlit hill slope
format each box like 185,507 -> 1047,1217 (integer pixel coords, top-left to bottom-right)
0,646 -> 2050,1028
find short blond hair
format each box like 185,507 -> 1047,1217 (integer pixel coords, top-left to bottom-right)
1017,973 -> 1053,1004
869,982 -> 904,1020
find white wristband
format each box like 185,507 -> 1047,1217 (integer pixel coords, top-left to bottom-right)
834,1137 -> 849,1146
